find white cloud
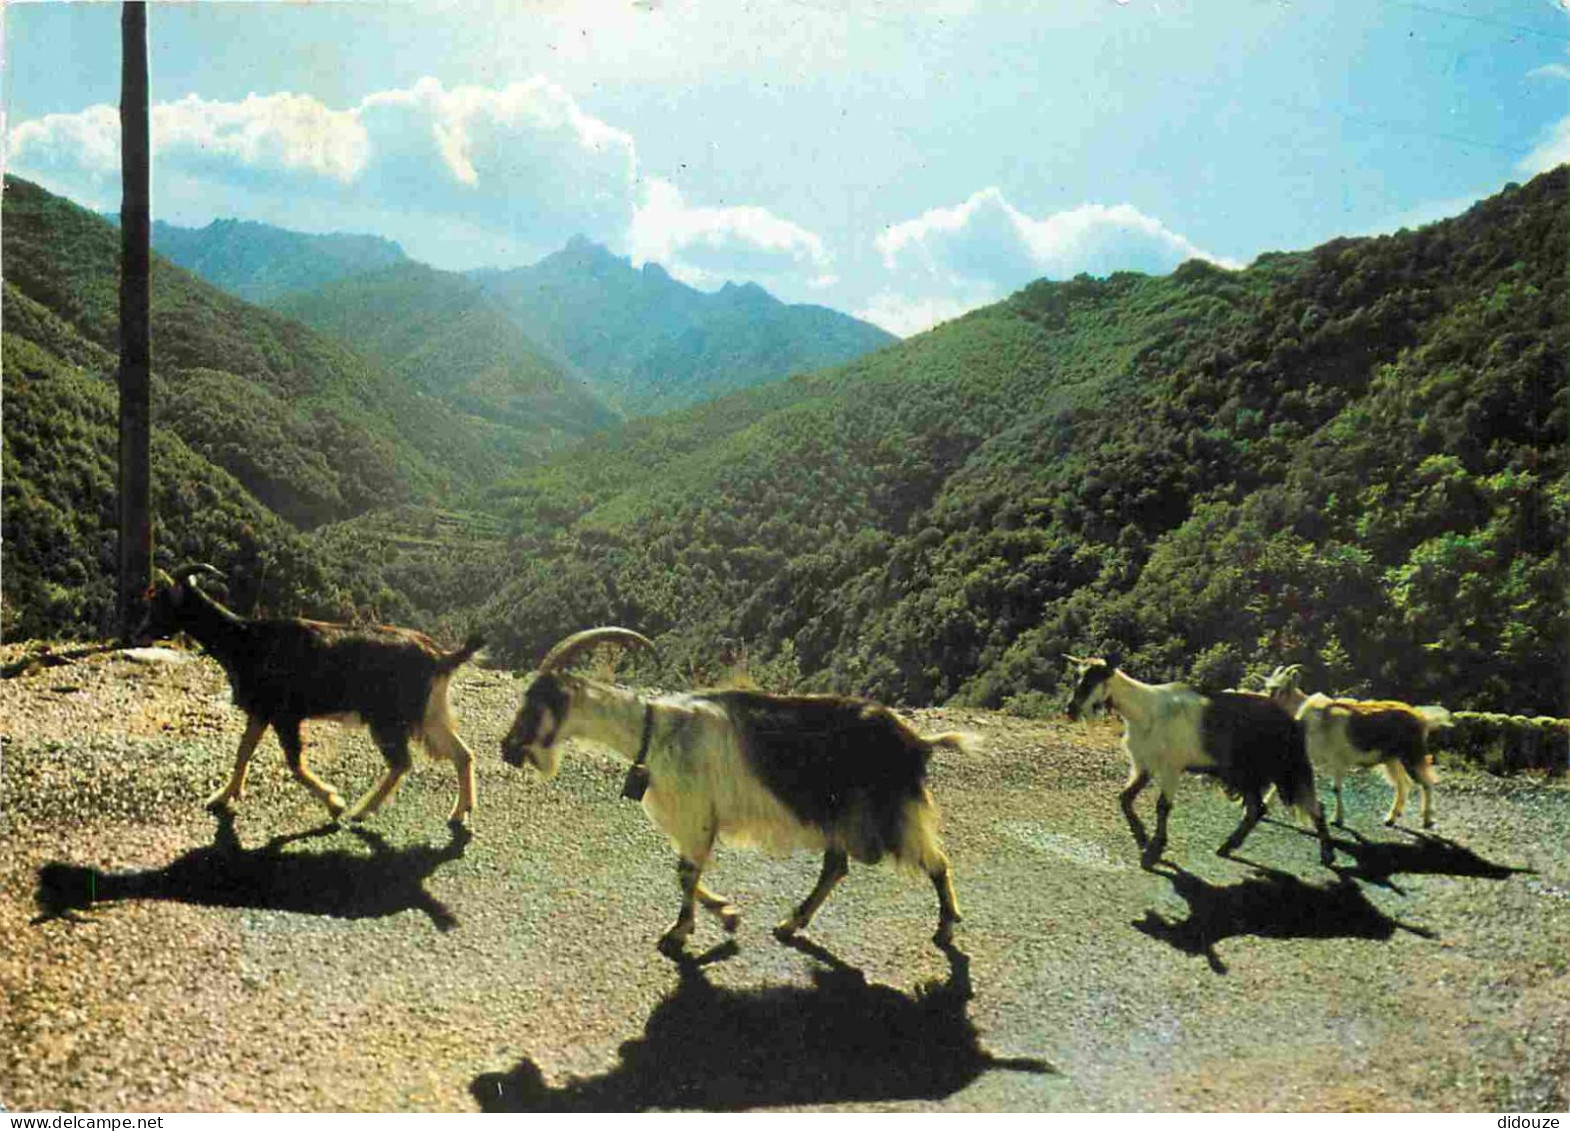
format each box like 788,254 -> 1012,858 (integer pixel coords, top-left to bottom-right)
1519,117 -> 1570,174
866,187 -> 1237,335
853,291 -> 982,338
627,176 -> 831,289
1521,46 -> 1570,175
7,104 -> 122,197
6,76 -> 837,291
155,92 -> 369,182
878,187 -> 1237,286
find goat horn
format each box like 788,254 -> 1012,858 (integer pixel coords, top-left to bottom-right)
537,626 -> 655,674
169,562 -> 226,587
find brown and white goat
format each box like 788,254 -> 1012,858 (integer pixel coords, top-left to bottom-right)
500,627 -> 967,952
1263,664 -> 1451,828
1066,655 -> 1334,869
136,564 -> 483,826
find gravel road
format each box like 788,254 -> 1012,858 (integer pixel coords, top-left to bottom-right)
3,646 -> 1567,1112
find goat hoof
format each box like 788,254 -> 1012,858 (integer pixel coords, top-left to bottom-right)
773,918 -> 802,940
204,793 -> 236,814
720,908 -> 741,933
657,925 -> 693,955
1140,847 -> 1164,870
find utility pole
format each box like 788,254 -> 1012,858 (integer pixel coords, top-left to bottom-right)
117,0 -> 151,642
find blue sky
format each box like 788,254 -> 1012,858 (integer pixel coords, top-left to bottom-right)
6,0 -> 1568,335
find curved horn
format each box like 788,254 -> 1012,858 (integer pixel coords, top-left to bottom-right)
169,562 -> 226,588
537,626 -> 655,674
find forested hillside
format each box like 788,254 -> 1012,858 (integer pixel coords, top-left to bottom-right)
269,262 -> 618,441
1,322 -> 407,639
2,177 -> 522,637
476,169 -> 1568,717
150,217 -> 409,304
7,171 -> 1564,718
472,236 -> 898,415
3,178 -> 517,520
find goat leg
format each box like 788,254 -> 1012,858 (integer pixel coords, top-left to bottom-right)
694,883 -> 741,933
1217,792 -> 1265,858
929,852 -> 963,945
659,857 -> 704,953
1417,774 -> 1435,830
1384,759 -> 1408,826
424,722 -> 477,827
344,726 -> 413,823
775,848 -> 849,938
1120,768 -> 1152,848
206,715 -> 268,813
1141,792 -> 1172,870
276,719 -> 348,819
1311,801 -> 1335,867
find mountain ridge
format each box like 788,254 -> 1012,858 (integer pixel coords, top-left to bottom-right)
150,216 -> 409,304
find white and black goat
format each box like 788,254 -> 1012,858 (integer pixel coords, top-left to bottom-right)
137,564 -> 483,826
500,627 -> 967,951
1263,664 -> 1451,829
1065,656 -> 1334,869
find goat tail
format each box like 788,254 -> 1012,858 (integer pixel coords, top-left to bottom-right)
924,730 -> 981,757
438,633 -> 486,673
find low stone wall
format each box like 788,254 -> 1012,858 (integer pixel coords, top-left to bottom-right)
1432,711 -> 1570,775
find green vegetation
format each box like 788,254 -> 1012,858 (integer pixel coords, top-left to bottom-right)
476,171 -> 1567,717
151,217 -> 409,304
1,329 -> 402,639
269,261 -> 618,448
473,236 -> 898,416
1,176 -> 494,635
6,170 -> 1564,723
3,176 -> 510,523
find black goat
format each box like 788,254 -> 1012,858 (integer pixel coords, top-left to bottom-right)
137,564 -> 483,826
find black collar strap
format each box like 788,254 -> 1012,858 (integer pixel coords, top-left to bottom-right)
621,705 -> 656,801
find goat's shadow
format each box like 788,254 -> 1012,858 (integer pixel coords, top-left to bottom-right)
33,813 -> 470,931
471,937 -> 1053,1111
1133,860 -> 1436,975
1318,825 -> 1532,892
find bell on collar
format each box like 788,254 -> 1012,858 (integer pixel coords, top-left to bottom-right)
622,763 -> 650,801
